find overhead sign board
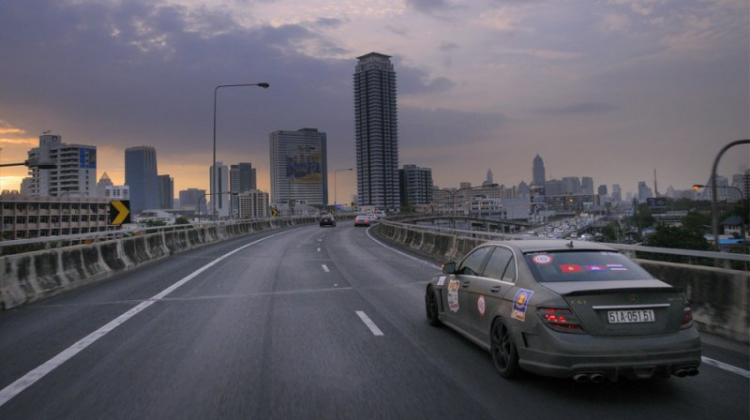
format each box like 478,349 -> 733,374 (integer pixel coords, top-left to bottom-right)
109,200 -> 131,225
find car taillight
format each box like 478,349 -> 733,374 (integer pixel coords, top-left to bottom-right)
538,308 -> 586,334
681,306 -> 693,329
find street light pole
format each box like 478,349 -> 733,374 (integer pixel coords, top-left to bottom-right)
212,82 -> 269,220
333,168 -> 353,207
694,183 -> 747,253
708,140 -> 749,251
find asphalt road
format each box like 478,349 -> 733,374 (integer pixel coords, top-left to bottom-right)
0,224 -> 748,419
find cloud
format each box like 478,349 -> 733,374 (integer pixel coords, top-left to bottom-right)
0,137 -> 38,146
534,102 -> 618,115
400,106 -> 507,148
405,0 -> 456,14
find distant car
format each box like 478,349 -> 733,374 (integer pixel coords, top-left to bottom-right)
425,240 -> 701,383
354,215 -> 371,227
319,214 -> 337,227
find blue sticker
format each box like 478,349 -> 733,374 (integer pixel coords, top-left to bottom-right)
511,289 -> 534,322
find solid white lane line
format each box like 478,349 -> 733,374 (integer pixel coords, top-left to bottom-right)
702,357 -> 750,378
365,226 -> 441,270
317,248 -> 321,252
321,264 -> 330,273
0,228 -> 305,408
355,311 -> 384,336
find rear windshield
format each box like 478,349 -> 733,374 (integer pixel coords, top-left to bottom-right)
524,251 -> 653,283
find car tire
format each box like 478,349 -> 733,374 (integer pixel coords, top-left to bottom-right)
491,318 -> 520,379
425,286 -> 441,327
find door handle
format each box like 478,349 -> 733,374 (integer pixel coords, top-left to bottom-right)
462,281 -> 470,288
490,286 -> 502,293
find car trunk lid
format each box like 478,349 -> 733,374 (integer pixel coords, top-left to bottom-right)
542,280 -> 685,336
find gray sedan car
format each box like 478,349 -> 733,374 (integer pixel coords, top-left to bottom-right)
425,240 -> 701,383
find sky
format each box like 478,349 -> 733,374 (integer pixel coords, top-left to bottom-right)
0,0 -> 748,202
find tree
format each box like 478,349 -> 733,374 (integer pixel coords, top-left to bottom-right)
145,220 -> 167,227
681,211 -> 711,236
600,222 -> 623,243
646,225 -> 709,251
632,204 -> 655,231
174,217 -> 190,225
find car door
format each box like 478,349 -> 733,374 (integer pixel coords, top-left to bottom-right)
446,246 -> 492,331
465,246 -> 517,343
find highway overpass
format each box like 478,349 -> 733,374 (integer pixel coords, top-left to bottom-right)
0,223 -> 748,419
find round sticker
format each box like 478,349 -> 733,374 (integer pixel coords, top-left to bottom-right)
532,254 -> 552,265
477,295 -> 486,316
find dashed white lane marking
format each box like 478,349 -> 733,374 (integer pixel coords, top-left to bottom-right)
365,226 -> 440,270
0,228 -> 307,408
317,248 -> 321,252
702,357 -> 750,378
365,227 -> 750,379
355,311 -> 384,336
321,264 -> 330,273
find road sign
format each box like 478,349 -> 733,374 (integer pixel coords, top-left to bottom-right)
110,200 -> 131,225
271,208 -> 279,217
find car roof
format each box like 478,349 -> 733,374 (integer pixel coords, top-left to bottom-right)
482,239 -> 616,254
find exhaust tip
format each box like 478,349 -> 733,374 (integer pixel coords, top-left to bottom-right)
688,368 -> 699,377
674,369 -> 688,378
590,373 -> 606,383
573,374 -> 590,383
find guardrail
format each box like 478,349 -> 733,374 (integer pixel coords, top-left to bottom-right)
380,219 -> 750,264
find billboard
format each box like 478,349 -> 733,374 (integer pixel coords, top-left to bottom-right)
286,145 -> 322,184
79,148 -> 97,169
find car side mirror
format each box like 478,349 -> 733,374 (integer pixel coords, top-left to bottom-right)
442,262 -> 457,275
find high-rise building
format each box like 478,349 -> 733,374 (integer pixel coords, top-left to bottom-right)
460,182 -> 472,190
612,184 -> 622,202
238,190 -> 270,219
399,165 -> 433,208
210,162 -> 230,218
581,177 -> 594,195
270,128 -> 328,207
179,188 -> 207,215
638,181 -> 653,202
598,185 -> 608,196
96,173 -> 113,198
125,146 -> 159,214
158,175 -> 174,209
230,163 -> 257,194
26,134 -> 97,197
105,185 -> 130,200
354,52 -> 400,210
484,169 -> 494,186
517,181 -> 530,197
532,154 -> 546,187
562,177 -> 581,195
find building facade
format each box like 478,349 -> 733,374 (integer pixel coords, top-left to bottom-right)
105,185 -> 130,200
238,190 -> 270,219
354,52 -> 400,211
210,162 -> 230,218
25,134 -> 97,197
178,188 -> 207,215
158,175 -> 174,209
125,146 -> 159,214
1,195 -> 113,240
399,165 -> 433,208
270,128 -> 328,208
532,154 -> 546,188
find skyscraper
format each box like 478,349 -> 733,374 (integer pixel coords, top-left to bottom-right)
230,162 -> 257,194
484,169 -> 494,186
210,162 -> 229,218
399,164 -> 433,208
26,134 -> 97,197
581,177 -> 594,195
270,128 -> 328,207
158,174 -> 174,209
125,146 -> 159,214
532,154 -> 546,187
354,52 -> 400,210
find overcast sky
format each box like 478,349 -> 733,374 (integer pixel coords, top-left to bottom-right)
1,0 -> 748,201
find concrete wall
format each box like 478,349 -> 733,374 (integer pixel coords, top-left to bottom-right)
374,223 -> 750,344
0,218 -> 315,310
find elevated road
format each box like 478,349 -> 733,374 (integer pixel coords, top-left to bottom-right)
0,224 -> 747,419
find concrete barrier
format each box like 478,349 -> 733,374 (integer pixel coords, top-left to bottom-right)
0,218 -> 316,310
374,223 -> 750,344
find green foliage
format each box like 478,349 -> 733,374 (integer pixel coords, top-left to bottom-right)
640,225 -> 710,263
174,217 -> 190,225
681,210 -> 711,236
632,204 -> 655,231
145,220 -> 167,227
600,222 -> 623,243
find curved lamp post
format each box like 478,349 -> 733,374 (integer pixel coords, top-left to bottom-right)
708,139 -> 749,251
212,82 -> 269,220
694,183 -> 747,254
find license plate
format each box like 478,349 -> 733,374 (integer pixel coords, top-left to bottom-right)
607,310 -> 655,324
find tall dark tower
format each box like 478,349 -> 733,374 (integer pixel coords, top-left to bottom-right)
532,154 -> 546,187
354,52 -> 399,210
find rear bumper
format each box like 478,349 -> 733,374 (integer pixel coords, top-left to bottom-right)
518,327 -> 702,380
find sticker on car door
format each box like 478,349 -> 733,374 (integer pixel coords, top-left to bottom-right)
447,279 -> 460,313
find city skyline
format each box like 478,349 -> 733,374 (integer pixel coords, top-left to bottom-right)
0,0 -> 747,201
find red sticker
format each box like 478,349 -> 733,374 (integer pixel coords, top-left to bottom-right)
478,295 -> 486,316
532,255 -> 552,265
559,264 -> 582,273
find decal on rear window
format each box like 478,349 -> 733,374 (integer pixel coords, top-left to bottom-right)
532,254 -> 552,265
511,289 -> 534,322
559,264 -> 582,273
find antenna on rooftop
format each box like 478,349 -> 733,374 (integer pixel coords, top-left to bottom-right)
42,130 -> 51,135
